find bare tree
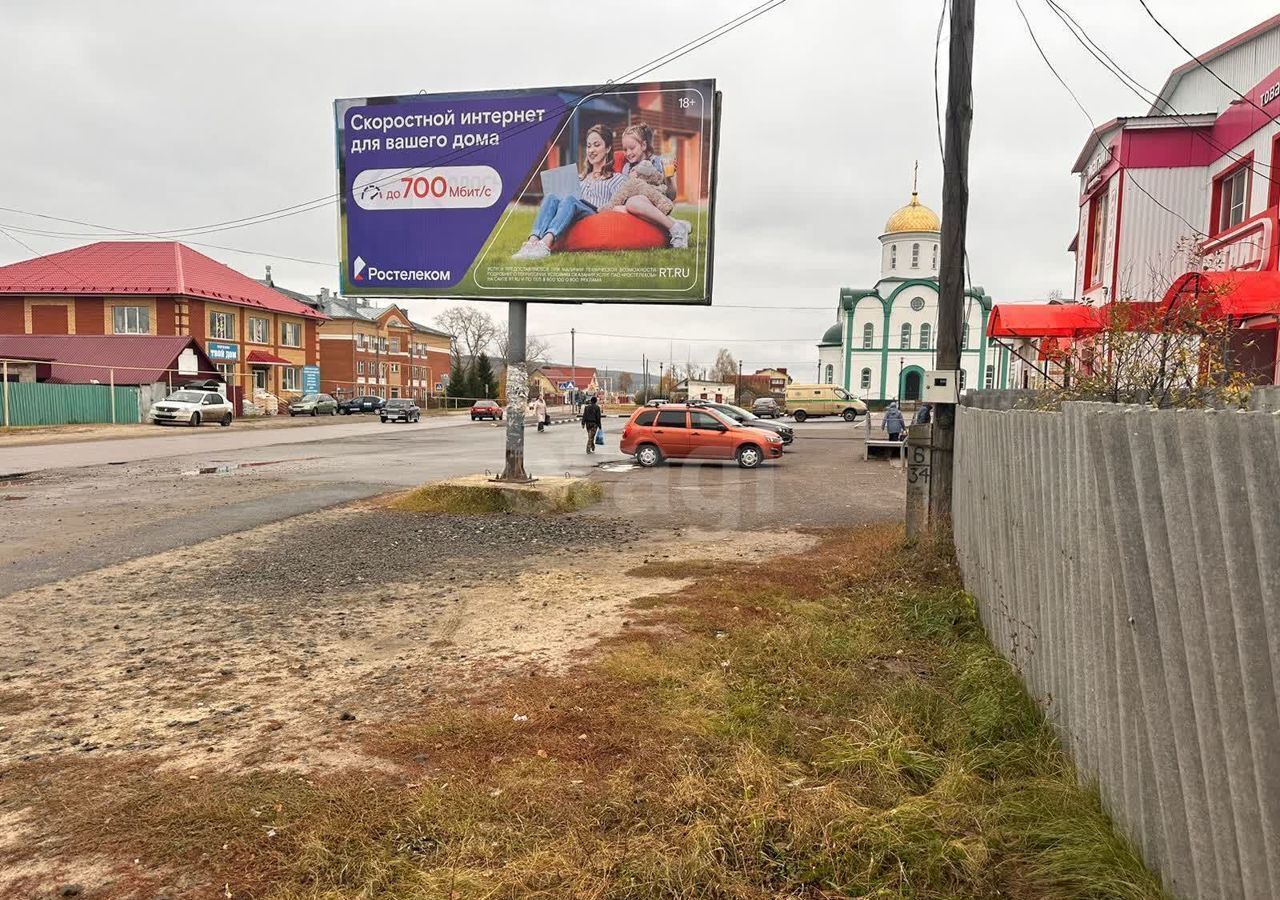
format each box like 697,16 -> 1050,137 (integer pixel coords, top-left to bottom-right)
435,307 -> 498,362
496,327 -> 551,380
617,372 -> 634,394
710,348 -> 738,383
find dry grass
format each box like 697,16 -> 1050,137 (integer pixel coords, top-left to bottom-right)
389,479 -> 604,516
2,524 -> 1166,899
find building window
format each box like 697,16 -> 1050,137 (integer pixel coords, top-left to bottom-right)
389,338 -> 400,353
248,316 -> 269,344
379,337 -> 388,353
357,361 -> 365,375
890,244 -> 897,270
919,323 -> 932,350
984,364 -> 995,389
824,364 -> 834,383
900,323 -> 912,349
961,322 -> 969,349
281,321 -> 302,347
1086,189 -> 1110,289
209,311 -> 234,340
910,296 -> 925,312
959,368 -> 967,389
391,363 -> 400,374
931,244 -> 938,269
1213,161 -> 1250,235
911,243 -> 920,268
862,322 -> 874,348
860,367 -> 872,391
112,306 -> 150,334
214,362 -> 235,381
282,367 -> 299,392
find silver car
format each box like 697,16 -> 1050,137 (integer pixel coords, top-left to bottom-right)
150,390 -> 234,427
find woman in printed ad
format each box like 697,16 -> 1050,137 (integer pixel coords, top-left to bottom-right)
512,124 -> 625,260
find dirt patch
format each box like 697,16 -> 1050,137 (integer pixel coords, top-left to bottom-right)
0,500 -> 814,783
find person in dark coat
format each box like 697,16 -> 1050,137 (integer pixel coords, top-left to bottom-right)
914,403 -> 932,425
882,402 -> 905,442
581,396 -> 603,453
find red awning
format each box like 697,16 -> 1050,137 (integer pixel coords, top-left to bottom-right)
1163,271 -> 1280,318
987,303 -> 1102,338
246,350 -> 294,366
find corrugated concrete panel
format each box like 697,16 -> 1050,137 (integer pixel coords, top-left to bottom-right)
953,403 -> 1280,900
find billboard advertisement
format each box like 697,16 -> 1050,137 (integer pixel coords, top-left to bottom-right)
335,80 -> 718,305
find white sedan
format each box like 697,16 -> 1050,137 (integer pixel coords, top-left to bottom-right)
150,390 -> 234,427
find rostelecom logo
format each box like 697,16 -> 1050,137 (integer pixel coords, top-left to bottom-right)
353,256 -> 367,281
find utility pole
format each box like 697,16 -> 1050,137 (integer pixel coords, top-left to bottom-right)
498,300 -> 531,482
659,361 -> 664,397
570,327 -> 577,413
737,359 -> 743,404
931,0 -> 975,531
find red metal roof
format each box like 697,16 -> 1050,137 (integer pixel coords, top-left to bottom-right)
538,365 -> 598,385
987,304 -> 1102,339
1163,271 -> 1280,319
245,349 -> 294,365
0,242 -> 325,320
0,334 -> 217,384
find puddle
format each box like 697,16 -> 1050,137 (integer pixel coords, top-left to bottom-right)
599,462 -> 640,473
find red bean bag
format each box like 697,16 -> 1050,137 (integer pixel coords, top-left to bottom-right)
556,210 -> 668,252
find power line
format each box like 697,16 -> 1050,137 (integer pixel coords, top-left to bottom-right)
1135,0 -> 1280,130
3,0 -> 793,243
1045,0 -> 1274,179
1013,0 -> 1206,238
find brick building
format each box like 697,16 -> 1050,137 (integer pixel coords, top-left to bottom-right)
0,242 -> 325,400
278,287 -> 452,402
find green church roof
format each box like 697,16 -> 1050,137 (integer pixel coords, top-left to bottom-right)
819,322 -> 843,346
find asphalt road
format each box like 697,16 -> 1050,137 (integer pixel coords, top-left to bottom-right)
0,416 -> 630,595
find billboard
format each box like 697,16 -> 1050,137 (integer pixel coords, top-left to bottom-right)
335,79 -> 719,305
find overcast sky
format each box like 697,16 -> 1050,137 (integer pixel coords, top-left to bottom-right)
2,0 -> 1273,377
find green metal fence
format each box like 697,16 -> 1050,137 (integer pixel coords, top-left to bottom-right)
0,382 -> 141,426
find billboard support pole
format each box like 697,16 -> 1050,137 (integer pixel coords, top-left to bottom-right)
497,300 -> 533,483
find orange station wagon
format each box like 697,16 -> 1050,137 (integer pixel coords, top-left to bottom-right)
619,404 -> 784,469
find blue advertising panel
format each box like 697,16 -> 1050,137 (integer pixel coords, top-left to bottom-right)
335,80 -> 718,305
302,365 -> 321,394
207,342 -> 238,361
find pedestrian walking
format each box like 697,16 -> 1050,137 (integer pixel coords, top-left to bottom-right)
883,401 -> 905,442
533,395 -> 548,433
913,402 -> 932,425
581,395 -> 603,453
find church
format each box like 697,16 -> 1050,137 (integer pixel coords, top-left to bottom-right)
818,184 -> 1012,401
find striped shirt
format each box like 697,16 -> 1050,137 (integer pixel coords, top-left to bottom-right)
577,172 -> 627,210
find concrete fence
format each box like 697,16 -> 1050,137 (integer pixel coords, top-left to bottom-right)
953,402 -> 1280,900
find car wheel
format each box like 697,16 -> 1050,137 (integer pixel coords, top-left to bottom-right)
330,408 -> 337,416
737,445 -> 763,469
310,408 -> 318,417
792,410 -> 807,423
189,412 -> 201,427
636,444 -> 663,467
380,417 -> 388,423
220,413 -> 232,427
842,408 -> 858,423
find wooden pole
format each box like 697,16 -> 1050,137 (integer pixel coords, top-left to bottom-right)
929,0 -> 975,532
110,368 -> 116,424
2,359 -> 9,428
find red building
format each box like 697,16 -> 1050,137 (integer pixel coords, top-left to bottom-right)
1061,14 -> 1280,382
0,242 -> 326,399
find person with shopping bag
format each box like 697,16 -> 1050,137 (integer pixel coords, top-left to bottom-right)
581,396 -> 603,453
533,395 -> 548,433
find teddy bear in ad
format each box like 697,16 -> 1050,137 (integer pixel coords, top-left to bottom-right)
607,160 -> 675,215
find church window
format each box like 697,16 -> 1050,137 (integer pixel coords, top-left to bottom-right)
824,364 -> 834,383
932,244 -> 938,268
862,322 -> 874,348
919,323 -> 932,349
860,368 -> 872,391
910,296 -> 925,312
890,244 -> 897,269
900,323 -> 912,349
911,243 -> 920,268
984,364 -> 995,388
961,322 -> 969,349
959,368 -> 967,389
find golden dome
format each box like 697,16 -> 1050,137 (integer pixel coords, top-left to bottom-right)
884,192 -> 941,234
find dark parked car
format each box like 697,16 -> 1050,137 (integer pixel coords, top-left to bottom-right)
380,398 -> 421,423
339,395 -> 385,415
690,400 -> 795,445
752,397 -> 783,418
